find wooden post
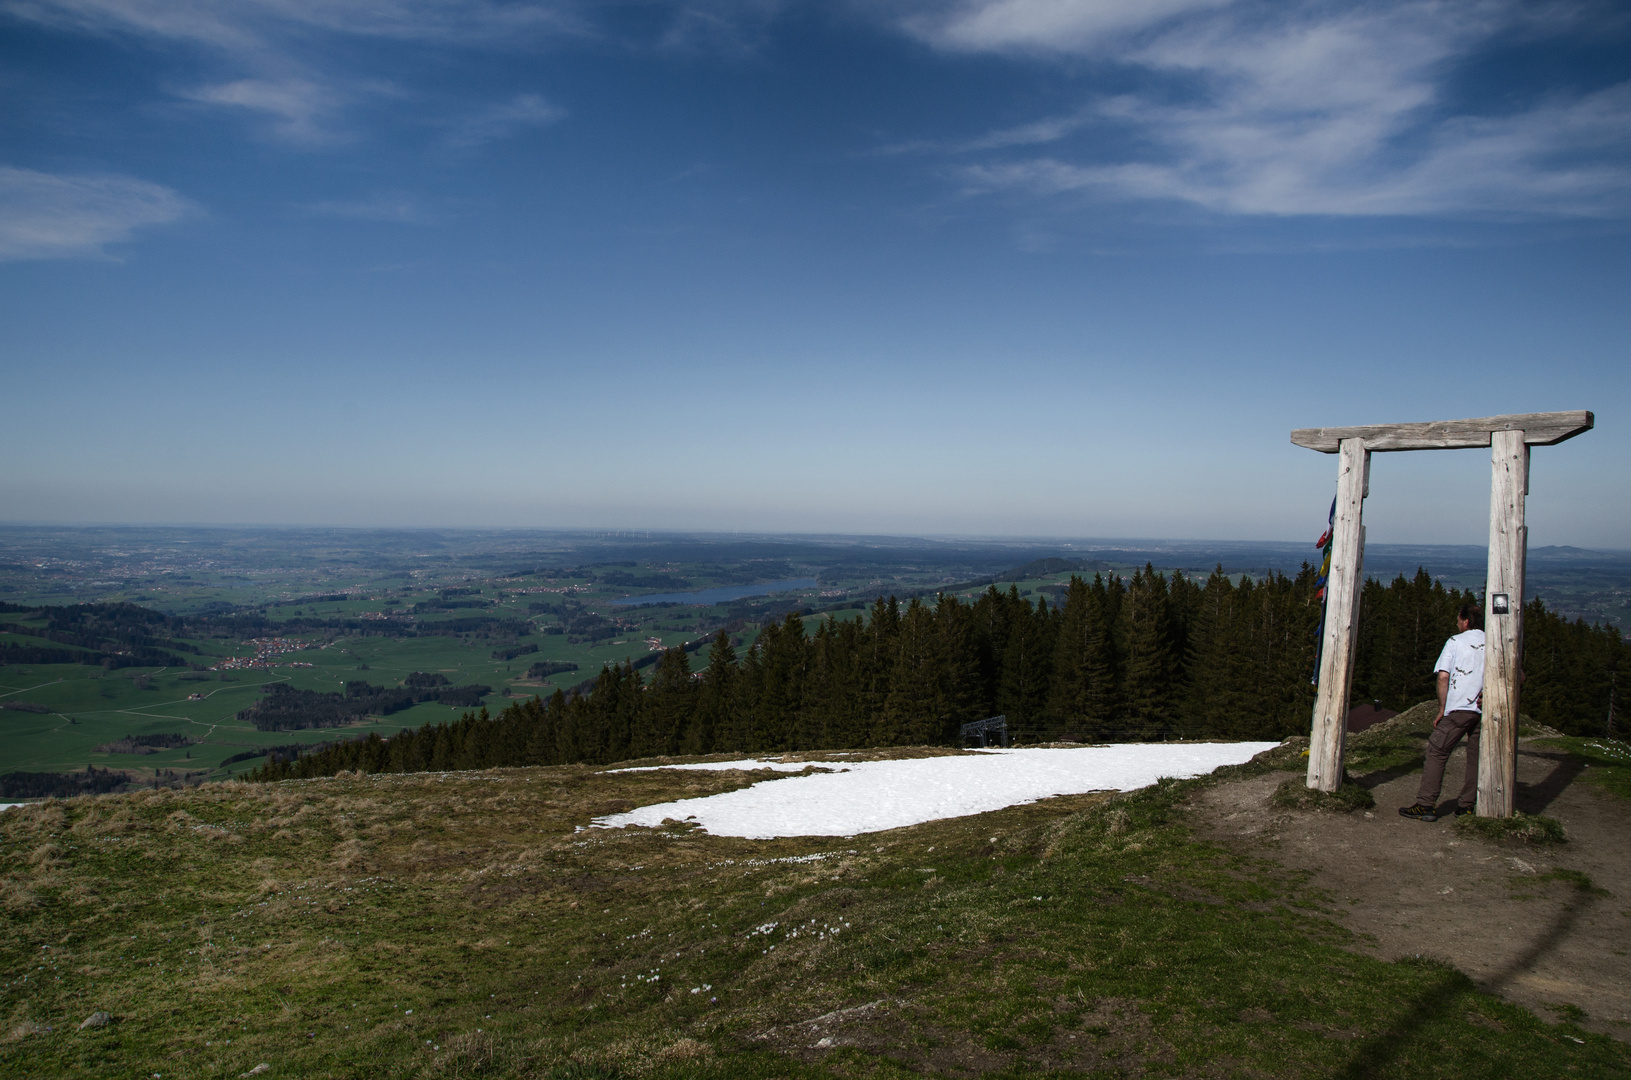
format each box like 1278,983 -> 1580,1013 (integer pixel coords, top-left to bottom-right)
1478,429 -> 1528,817
1307,437 -> 1369,792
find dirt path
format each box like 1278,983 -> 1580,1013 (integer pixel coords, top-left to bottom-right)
1188,739 -> 1631,1040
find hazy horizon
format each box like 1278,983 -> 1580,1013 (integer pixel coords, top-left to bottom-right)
1,520 -> 1625,554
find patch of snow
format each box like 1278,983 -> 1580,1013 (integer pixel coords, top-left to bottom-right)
592,743 -> 1279,838
0,803 -> 25,813
604,759 -> 832,775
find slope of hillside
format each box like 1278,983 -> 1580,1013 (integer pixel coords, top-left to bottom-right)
2,739 -> 1627,1078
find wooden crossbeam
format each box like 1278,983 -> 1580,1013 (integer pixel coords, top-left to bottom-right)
1291,411 -> 1592,453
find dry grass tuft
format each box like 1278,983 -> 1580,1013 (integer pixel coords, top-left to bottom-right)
649,1036 -> 711,1067
0,877 -> 37,911
332,838 -> 371,871
28,842 -> 63,867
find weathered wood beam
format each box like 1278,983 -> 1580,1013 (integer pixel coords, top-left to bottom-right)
1478,430 -> 1528,818
1307,438 -> 1368,793
1290,411 -> 1592,453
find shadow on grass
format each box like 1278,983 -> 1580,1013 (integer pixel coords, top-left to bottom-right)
1335,889 -> 1596,1078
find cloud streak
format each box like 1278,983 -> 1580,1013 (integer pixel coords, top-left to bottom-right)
1,0 -> 585,52
446,92 -> 566,147
901,0 -> 1234,53
181,78 -> 342,144
899,0 -> 1631,218
5,0 -> 585,144
0,167 -> 191,261
301,193 -> 427,222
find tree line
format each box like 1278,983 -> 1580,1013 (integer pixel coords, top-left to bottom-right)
250,565 -> 1628,781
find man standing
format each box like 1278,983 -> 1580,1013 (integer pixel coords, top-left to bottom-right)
1400,602 -> 1486,822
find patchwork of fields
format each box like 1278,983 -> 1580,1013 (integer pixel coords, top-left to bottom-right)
0,532 -> 1133,783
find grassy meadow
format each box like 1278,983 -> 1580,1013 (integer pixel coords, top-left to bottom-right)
0,636 -> 516,779
0,557 -> 867,781
2,741 -> 1626,1079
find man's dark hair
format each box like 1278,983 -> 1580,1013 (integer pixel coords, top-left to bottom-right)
1459,601 -> 1484,630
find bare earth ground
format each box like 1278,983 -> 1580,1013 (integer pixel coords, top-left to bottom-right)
1190,739 -> 1631,1040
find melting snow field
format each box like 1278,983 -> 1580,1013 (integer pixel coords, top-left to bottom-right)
592,742 -> 1280,839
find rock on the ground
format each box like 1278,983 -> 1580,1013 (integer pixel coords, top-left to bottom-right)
77,1011 -> 111,1030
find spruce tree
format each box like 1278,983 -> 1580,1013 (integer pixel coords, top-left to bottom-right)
881,598 -> 941,745
815,615 -> 869,749
752,613 -> 807,750
860,597 -> 901,744
688,629 -> 739,754
1182,566 -> 1239,737
1122,564 -> 1176,738
642,646 -> 697,755
934,593 -> 982,738
1048,575 -> 1099,739
996,591 -> 1053,742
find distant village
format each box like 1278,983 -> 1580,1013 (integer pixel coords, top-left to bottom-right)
212,636 -> 315,671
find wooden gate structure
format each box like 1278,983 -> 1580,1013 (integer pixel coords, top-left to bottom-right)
1290,411 -> 1593,817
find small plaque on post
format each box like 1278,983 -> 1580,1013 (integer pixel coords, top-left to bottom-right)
1492,593 -> 1510,615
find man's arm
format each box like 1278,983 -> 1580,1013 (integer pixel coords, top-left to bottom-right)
1434,670 -> 1449,727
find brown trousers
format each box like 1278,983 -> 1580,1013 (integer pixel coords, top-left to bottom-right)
1415,709 -> 1481,809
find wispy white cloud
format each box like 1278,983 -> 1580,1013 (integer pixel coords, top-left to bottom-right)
1,0 -> 585,52
659,0 -> 784,54
301,193 -> 427,222
0,166 -> 191,261
872,106 -> 1097,157
181,78 -> 341,144
5,1 -> 585,147
957,109 -> 1096,151
900,0 -> 1235,53
899,0 -> 1631,218
2,0 -> 256,49
446,92 -> 566,147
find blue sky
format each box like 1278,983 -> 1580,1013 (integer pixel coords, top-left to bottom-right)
2,0 -> 1628,546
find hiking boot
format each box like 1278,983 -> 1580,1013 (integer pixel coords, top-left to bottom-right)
1454,805 -> 1476,817
1398,804 -> 1439,822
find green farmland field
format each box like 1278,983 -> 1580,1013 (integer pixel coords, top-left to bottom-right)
0,561 -> 1222,785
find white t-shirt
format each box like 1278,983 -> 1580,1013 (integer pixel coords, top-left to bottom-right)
1434,629 -> 1486,714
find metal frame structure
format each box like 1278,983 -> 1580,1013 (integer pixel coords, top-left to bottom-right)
961,715 -> 1009,748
